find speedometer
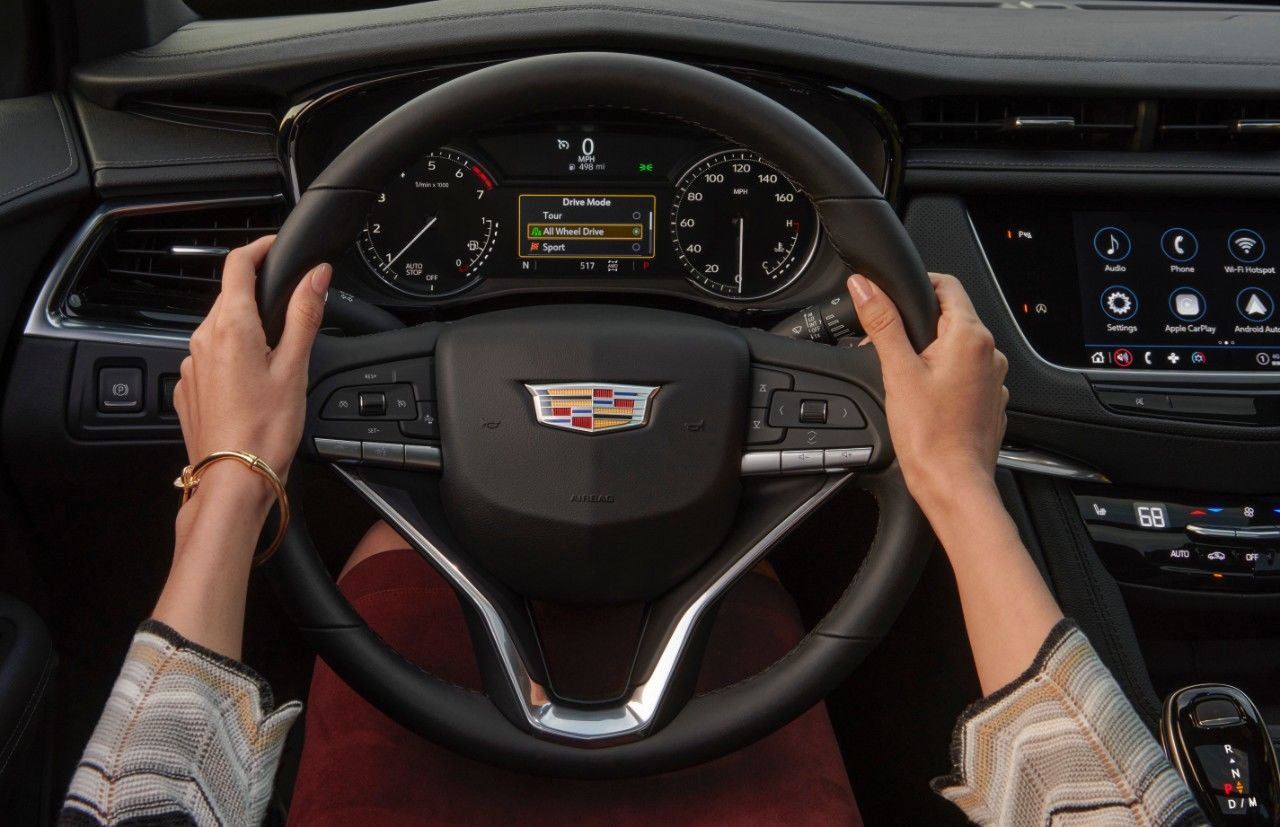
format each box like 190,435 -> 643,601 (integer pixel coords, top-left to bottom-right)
670,149 -> 818,300
357,149 -> 499,297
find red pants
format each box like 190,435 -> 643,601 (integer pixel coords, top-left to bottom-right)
289,549 -> 861,825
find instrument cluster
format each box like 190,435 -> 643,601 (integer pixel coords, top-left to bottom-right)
283,62 -> 896,310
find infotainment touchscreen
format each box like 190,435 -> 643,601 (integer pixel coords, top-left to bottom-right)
970,199 -> 1280,372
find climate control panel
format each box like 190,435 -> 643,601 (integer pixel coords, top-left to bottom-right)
1077,487 -> 1280,591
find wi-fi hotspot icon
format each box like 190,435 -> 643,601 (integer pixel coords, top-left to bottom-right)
1229,230 -> 1264,262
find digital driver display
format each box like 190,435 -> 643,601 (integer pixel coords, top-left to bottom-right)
970,199 -> 1280,373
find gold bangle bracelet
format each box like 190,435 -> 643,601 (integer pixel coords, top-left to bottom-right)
173,450 -> 290,567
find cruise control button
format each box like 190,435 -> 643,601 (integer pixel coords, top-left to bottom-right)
322,388 -> 361,420
358,391 -> 387,417
385,385 -> 417,420
399,402 -> 439,439
391,359 -> 435,400
746,407 -> 783,444
361,441 -> 404,468
824,447 -> 872,470
780,449 -> 824,474
749,368 -> 792,407
314,438 -> 361,462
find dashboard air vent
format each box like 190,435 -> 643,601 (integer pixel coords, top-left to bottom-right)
63,201 -> 286,331
1155,100 -> 1280,151
905,97 -> 1138,150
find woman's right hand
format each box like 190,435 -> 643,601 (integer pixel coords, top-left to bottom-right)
846,272 -> 1009,520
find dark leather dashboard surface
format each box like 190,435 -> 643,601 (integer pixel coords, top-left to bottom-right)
71,0 -> 1280,106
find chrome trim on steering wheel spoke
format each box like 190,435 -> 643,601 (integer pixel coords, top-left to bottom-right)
331,464 -> 853,743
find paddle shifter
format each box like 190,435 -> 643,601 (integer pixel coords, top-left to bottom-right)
1162,684 -> 1280,825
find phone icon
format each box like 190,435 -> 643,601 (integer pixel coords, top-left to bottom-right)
1161,228 -> 1198,262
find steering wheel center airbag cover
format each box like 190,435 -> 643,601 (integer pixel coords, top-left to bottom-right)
437,305 -> 747,603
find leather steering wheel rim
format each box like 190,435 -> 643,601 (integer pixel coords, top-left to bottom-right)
259,52 -> 939,778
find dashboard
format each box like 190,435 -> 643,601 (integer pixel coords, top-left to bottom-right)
282,64 -> 895,313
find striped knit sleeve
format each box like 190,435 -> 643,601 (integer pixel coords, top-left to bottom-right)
932,619 -> 1207,826
60,620 -> 301,826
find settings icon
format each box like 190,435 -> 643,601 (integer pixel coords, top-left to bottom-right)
1101,286 -> 1138,320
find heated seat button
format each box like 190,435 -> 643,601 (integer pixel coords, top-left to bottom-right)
359,391 -> 387,417
798,399 -> 828,425
98,367 -> 143,413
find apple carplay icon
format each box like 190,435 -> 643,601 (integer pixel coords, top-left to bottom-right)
1237,288 -> 1274,322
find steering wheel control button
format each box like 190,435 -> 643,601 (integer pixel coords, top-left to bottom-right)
823,447 -> 872,470
780,449 -> 824,474
399,402 -> 440,439
358,391 -> 387,417
1093,227 -> 1131,262
1160,228 -> 1199,263
361,441 -> 405,468
740,451 -> 782,476
404,444 -> 443,471
746,408 -> 783,444
97,367 -> 143,413
798,399 -> 828,425
749,367 -> 792,407
314,438 -> 362,463
769,391 -> 865,429
390,359 -> 436,400
1100,285 -> 1139,321
1228,229 -> 1266,264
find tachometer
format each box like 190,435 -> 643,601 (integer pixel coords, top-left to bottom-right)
357,149 -> 499,297
670,149 -> 818,300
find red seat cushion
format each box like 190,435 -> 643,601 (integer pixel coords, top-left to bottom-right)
288,549 -> 861,826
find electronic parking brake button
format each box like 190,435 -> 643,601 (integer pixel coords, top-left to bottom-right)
98,367 -> 143,413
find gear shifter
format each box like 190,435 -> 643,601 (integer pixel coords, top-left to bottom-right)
1161,684 -> 1280,825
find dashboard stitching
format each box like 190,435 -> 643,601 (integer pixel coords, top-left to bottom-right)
120,5 -> 1280,68
94,152 -> 277,168
0,95 -> 76,203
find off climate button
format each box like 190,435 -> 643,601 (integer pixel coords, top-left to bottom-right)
1093,227 -> 1131,262
1237,288 -> 1275,322
1161,228 -> 1198,262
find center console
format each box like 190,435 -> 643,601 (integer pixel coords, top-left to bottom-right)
971,197 -> 1280,425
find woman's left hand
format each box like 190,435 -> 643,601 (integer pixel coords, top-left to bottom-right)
174,235 -> 332,491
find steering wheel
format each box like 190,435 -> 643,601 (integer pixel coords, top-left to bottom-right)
257,52 -> 939,778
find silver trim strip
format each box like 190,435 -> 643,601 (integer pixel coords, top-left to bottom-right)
23,195 -> 283,350
965,209 -> 1280,382
997,446 -> 1110,483
169,245 -> 231,257
332,465 -> 852,742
